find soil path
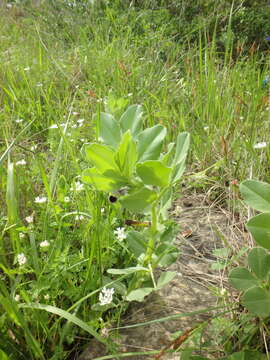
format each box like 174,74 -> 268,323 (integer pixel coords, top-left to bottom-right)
80,195 -> 240,360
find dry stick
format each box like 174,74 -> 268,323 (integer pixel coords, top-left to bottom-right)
153,326 -> 198,360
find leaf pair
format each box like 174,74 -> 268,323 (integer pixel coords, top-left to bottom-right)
229,247 -> 270,318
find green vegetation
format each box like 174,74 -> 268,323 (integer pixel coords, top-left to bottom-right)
0,0 -> 270,359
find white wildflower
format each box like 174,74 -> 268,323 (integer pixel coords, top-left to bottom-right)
15,118 -> 24,123
44,294 -> 50,300
6,3 -> 12,9
127,93 -> 133,97
114,227 -> 126,242
24,67 -> 30,71
99,287 -> 114,306
71,181 -> 84,192
31,145 -> 38,151
36,82 -> 43,87
14,294 -> 20,301
49,124 -> 58,129
64,196 -> 70,203
19,232 -> 26,239
72,111 -> 79,116
25,214 -> 34,223
101,208 -> 105,213
39,240 -> 50,248
75,214 -> 84,221
17,253 -> 27,266
16,159 -> 26,166
77,118 -> 85,124
35,196 -> 47,204
253,142 -> 267,149
71,124 -> 78,129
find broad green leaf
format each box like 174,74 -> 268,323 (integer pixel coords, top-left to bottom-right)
120,187 -> 157,213
126,230 -> 147,257
83,143 -> 118,173
173,132 -> 190,165
240,180 -> 270,212
248,247 -> 270,280
119,104 -> 143,137
156,243 -> 179,266
107,266 -> 148,275
242,286 -> 270,318
136,160 -> 172,187
246,213 -> 270,250
171,159 -> 186,183
20,302 -> 106,344
82,168 -> 125,192
156,271 -> 177,289
97,112 -> 121,148
227,351 -> 267,360
114,131 -> 137,178
137,125 -> 167,162
0,350 -> 9,360
126,288 -> 154,302
229,267 -> 259,291
161,142 -> 175,166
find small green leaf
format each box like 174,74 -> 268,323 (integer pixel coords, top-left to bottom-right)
171,159 -> 186,183
81,168 -> 125,192
119,104 -> 143,137
97,112 -> 121,148
173,132 -> 190,165
156,271 -> 177,289
161,142 -> 175,166
114,131 -> 137,178
137,125 -> 167,162
240,180 -> 270,212
242,286 -> 270,318
126,230 -> 147,257
248,247 -> 270,280
229,267 -> 259,291
83,143 -> 118,173
246,213 -> 270,250
120,187 -> 157,213
107,266 -> 148,275
136,160 -> 172,187
126,288 -> 154,302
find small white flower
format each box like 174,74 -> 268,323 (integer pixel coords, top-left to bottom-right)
77,118 -> 85,124
16,159 -> 26,166
80,138 -> 85,142
114,227 -> 126,242
127,93 -> 133,97
24,67 -> 30,71
19,232 -> 26,239
71,181 -> 84,192
25,214 -> 34,223
75,214 -> 84,221
72,111 -> 79,116
15,118 -> 24,123
64,196 -> 70,203
6,3 -> 12,9
31,145 -> 38,151
17,253 -> 27,266
101,208 -> 105,213
44,294 -> 50,300
36,82 -> 43,87
14,294 -> 20,301
99,287 -> 114,306
35,196 -> 47,204
71,124 -> 78,129
253,142 -> 267,149
40,240 -> 50,248
203,126 -> 209,131
220,288 -> 227,296
49,124 -> 58,129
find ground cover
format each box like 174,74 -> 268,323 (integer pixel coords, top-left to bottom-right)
0,1 -> 269,359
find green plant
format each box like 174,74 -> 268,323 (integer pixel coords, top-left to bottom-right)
81,104 -> 190,301
229,180 -> 270,319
